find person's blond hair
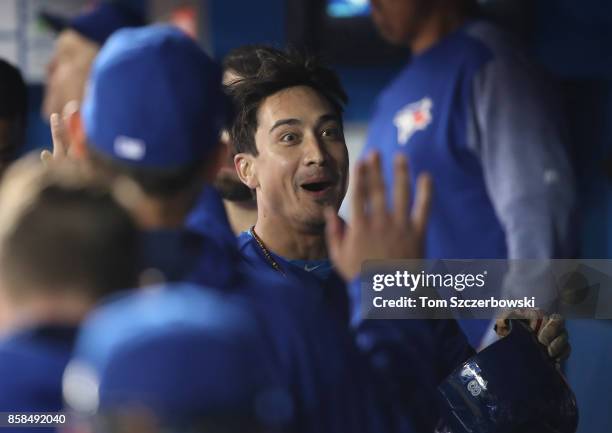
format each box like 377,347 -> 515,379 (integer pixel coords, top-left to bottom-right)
0,154 -> 139,300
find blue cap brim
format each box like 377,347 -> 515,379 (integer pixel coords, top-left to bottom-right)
39,3 -> 145,46
38,10 -> 69,33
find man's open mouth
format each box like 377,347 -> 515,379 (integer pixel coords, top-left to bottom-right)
301,181 -> 334,193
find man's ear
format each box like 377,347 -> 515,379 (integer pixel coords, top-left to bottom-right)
64,102 -> 88,160
234,153 -> 258,189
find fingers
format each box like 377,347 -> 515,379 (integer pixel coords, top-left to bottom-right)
62,100 -> 79,120
367,152 -> 387,220
351,160 -> 368,224
50,113 -> 66,157
495,308 -> 546,337
392,154 -> 411,224
357,152 -> 431,233
412,173 -> 433,236
547,331 -> 571,361
494,316 -> 512,337
537,314 -> 565,346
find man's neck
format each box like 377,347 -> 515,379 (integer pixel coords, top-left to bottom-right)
409,7 -> 468,55
254,214 -> 328,261
0,294 -> 94,335
224,199 -> 257,235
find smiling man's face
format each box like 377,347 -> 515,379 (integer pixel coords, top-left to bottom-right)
238,85 -> 348,231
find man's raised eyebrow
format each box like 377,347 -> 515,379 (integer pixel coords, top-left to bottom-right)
269,118 -> 301,133
316,113 -> 342,128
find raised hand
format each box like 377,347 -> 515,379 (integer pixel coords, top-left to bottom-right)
40,100 -> 78,164
325,151 -> 433,281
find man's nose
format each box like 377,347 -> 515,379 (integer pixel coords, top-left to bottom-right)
303,134 -> 327,166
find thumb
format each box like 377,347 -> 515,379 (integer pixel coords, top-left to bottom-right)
50,113 -> 66,157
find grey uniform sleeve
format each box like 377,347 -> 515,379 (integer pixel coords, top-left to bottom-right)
467,44 -> 576,260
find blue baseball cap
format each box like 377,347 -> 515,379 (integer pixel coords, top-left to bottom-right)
81,25 -> 226,169
64,283 -> 290,428
98,328 -> 279,427
40,1 -> 145,46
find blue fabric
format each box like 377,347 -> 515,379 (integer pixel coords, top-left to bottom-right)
140,187 -> 238,285
289,258 -> 335,280
140,228 -> 203,281
70,2 -> 144,45
363,22 -> 504,261
237,230 -> 350,325
75,284 -> 284,426
41,2 -> 144,46
348,278 -> 475,432
192,232 -> 393,432
74,191 -> 396,433
186,185 -> 237,249
237,230 -> 472,432
0,325 -> 77,433
362,25 -> 495,345
362,20 -> 575,346
565,320 -> 612,433
82,26 -> 227,168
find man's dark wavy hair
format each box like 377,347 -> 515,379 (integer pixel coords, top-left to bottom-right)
228,48 -> 348,156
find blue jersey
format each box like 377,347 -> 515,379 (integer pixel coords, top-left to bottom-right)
238,230 -> 473,431
238,230 -> 350,324
186,185 -> 236,249
0,325 -> 77,433
139,186 -> 240,285
364,20 -> 574,260
363,20 -> 575,345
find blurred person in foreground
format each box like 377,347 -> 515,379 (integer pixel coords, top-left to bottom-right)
55,25 -> 402,433
39,1 -> 143,161
365,0 -> 576,347
0,59 -> 28,175
0,156 -> 139,426
229,47 -> 571,432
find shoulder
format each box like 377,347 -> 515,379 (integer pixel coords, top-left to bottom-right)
377,21 -> 508,99
0,330 -> 71,409
0,327 -> 75,363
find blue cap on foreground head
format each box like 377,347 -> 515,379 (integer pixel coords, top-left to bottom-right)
40,2 -> 145,46
81,25 -> 226,169
64,283 -> 292,430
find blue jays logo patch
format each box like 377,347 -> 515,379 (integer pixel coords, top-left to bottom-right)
393,97 -> 433,145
